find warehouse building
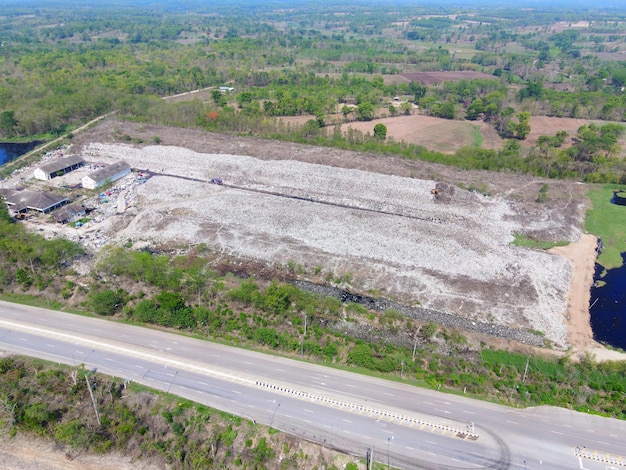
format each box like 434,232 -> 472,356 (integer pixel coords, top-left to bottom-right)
34,155 -> 85,181
82,161 -> 131,189
0,188 -> 68,214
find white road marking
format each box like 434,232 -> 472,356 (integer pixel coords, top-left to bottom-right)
342,419 -> 352,423
464,411 -> 475,415
425,440 -> 437,445
104,357 -> 114,362
304,409 -> 314,413
506,420 -> 518,425
231,390 -> 241,394
423,401 -> 433,405
199,382 -> 207,386
550,431 -> 563,435
384,392 -> 394,396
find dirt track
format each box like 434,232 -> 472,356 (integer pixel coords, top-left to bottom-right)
36,119 -> 591,349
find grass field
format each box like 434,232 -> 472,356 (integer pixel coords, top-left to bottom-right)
585,184 -> 626,269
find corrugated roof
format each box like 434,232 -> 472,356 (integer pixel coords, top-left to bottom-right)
37,155 -> 85,175
86,161 -> 131,184
0,188 -> 68,212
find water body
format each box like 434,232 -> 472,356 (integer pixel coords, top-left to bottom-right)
0,141 -> 40,166
590,253 -> 626,350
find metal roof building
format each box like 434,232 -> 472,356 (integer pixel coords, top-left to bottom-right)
82,161 -> 131,189
34,155 -> 86,181
0,188 -> 69,213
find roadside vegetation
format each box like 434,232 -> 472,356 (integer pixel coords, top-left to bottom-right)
0,356 -> 356,469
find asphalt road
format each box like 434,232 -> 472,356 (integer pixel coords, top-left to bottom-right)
0,301 -> 624,470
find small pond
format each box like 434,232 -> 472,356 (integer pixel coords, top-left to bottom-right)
0,141 -> 40,166
589,254 -> 626,350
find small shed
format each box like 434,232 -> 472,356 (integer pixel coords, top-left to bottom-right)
34,155 -> 86,181
53,204 -> 86,224
82,161 -> 131,190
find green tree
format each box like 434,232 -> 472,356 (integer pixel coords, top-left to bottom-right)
373,123 -> 387,140
88,288 -> 125,316
0,111 -> 17,137
356,102 -> 375,121
515,112 -> 531,140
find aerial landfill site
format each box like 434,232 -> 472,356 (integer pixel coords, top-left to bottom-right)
52,141 -> 577,349
3,118 -> 591,351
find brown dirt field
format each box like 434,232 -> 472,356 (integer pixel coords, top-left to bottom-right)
525,116 -> 590,147
0,435 -> 152,470
337,115 -> 483,153
525,116 -> 626,152
281,113 -> 504,153
399,71 -> 495,85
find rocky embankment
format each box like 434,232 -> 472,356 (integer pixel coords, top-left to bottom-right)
295,281 -> 546,348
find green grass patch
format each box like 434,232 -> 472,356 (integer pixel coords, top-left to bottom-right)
0,293 -> 88,316
511,233 -> 569,250
585,184 -> 626,269
471,125 -> 483,148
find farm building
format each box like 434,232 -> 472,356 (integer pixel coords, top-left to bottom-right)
82,161 -> 131,189
53,204 -> 86,224
33,155 -> 85,181
0,188 -> 68,214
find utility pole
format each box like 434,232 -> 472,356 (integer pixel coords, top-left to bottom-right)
167,370 -> 178,394
522,357 -> 530,383
412,326 -> 421,362
85,373 -> 100,425
270,402 -> 280,429
301,312 -> 307,356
